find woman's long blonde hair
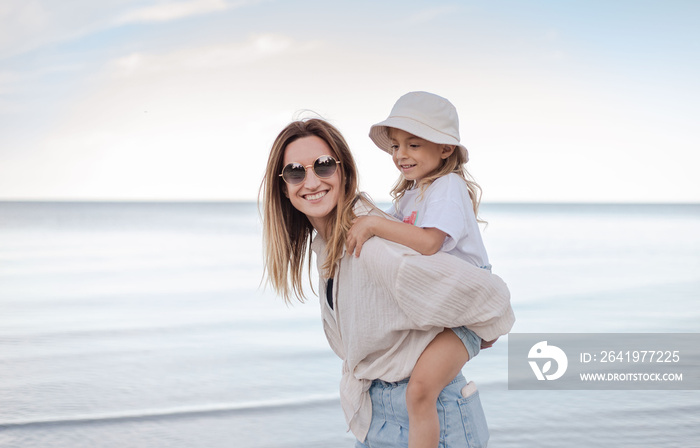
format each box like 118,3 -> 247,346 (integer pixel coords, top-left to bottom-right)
259,118 -> 360,303
390,142 -> 483,222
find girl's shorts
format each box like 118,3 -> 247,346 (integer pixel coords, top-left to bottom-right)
355,373 -> 489,448
452,326 -> 481,360
451,264 -> 491,361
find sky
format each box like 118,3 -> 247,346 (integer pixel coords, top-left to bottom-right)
1,0 -> 698,203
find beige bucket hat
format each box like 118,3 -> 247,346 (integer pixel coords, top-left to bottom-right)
369,91 -> 468,162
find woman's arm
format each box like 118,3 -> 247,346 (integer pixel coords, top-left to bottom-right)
359,236 -> 515,341
346,215 -> 447,257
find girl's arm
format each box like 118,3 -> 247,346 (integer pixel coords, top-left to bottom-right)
346,215 -> 447,257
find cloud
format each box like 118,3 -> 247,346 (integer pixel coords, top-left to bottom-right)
115,0 -> 230,24
406,4 -> 460,25
0,70 -> 21,94
0,0 -> 48,32
0,0 -> 256,59
107,33 -> 309,77
0,0 -> 51,57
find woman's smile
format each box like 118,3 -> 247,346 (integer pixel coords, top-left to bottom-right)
304,190 -> 328,201
283,135 -> 341,238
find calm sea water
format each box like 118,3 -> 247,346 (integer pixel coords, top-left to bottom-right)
1,201 -> 699,448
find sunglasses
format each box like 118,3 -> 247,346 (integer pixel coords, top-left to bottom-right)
279,155 -> 341,185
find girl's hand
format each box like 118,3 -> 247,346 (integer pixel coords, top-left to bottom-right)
481,337 -> 499,349
346,216 -> 378,257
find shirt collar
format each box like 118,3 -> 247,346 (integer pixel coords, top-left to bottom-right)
310,230 -> 325,255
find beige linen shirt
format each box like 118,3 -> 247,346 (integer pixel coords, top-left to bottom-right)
310,198 -> 515,442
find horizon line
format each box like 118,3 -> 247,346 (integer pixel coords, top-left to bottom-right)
1,199 -> 699,206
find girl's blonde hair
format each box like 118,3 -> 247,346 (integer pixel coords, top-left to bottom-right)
259,118 -> 360,303
390,133 -> 483,221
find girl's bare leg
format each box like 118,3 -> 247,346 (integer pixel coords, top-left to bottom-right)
406,329 -> 470,448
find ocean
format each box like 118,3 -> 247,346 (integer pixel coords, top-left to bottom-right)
1,201 -> 699,448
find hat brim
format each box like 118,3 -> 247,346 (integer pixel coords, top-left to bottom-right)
369,116 -> 468,162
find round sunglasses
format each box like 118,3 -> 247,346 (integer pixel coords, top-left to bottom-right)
279,155 -> 341,185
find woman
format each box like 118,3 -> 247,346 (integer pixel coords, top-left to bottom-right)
260,118 -> 514,447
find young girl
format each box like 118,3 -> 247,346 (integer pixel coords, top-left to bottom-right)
346,91 -> 494,448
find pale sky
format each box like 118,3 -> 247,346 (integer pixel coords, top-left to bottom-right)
1,0 -> 698,202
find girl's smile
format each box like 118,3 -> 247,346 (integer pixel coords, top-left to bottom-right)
389,128 -> 452,182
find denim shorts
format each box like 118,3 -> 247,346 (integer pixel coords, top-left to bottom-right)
354,373 -> 489,448
450,264 -> 491,361
452,326 -> 481,360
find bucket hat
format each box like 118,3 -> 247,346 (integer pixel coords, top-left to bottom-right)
369,91 -> 468,162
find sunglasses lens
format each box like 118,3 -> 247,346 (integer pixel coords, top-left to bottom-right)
282,164 -> 306,184
281,157 -> 338,184
314,156 -> 338,178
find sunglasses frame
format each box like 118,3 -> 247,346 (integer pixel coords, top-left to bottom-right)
279,155 -> 342,185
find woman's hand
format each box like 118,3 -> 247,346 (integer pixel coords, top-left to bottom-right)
346,216 -> 378,257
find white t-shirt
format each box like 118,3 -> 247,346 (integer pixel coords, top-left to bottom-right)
389,173 -> 490,268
